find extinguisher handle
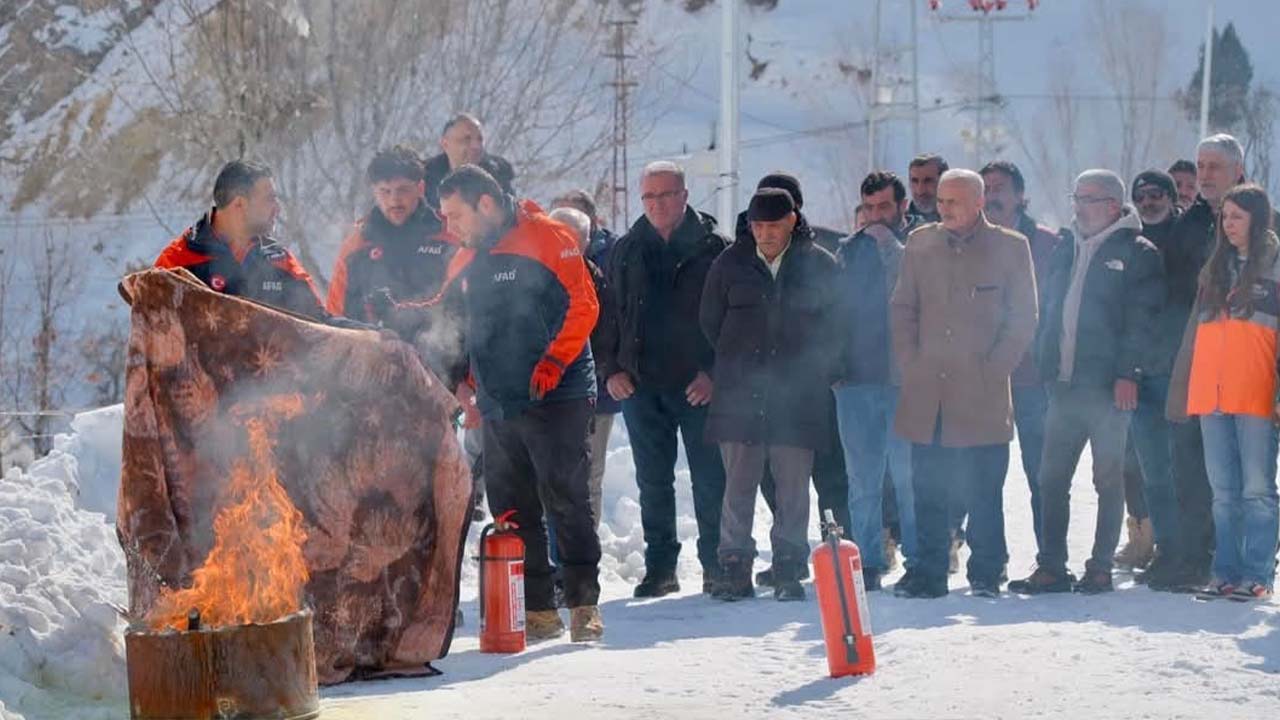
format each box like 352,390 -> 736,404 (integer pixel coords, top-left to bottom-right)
495,509 -> 520,531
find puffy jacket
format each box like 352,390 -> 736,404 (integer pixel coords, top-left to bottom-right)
154,210 -> 328,321
1169,239 -> 1280,421
440,198 -> 598,420
423,152 -> 515,210
834,224 -> 906,386
1035,210 -> 1165,388
596,207 -> 729,391
700,226 -> 841,450
326,204 -> 458,321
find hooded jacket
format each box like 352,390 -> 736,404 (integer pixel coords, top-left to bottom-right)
1035,206 -> 1165,388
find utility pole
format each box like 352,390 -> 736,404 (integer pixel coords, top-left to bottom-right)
604,18 -> 638,230
1198,1 -> 1215,139
868,0 -> 923,169
717,0 -> 740,232
931,1 -> 1038,167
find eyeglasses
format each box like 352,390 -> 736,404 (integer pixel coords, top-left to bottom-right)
641,190 -> 683,203
1069,194 -> 1116,206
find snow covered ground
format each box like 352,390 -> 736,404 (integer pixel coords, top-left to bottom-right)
1,406 -> 1278,719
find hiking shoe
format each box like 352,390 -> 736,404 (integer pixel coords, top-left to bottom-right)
712,556 -> 755,601
1008,567 -> 1074,595
569,606 -> 604,642
1136,550 -> 1178,587
633,569 -> 680,599
1073,570 -> 1114,595
774,580 -> 806,601
526,610 -> 565,641
756,563 -> 810,587
1229,582 -> 1274,602
905,576 -> 948,599
702,567 -> 721,595
1194,579 -> 1236,601
892,570 -> 919,597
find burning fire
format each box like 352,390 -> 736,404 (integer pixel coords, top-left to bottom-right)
148,395 -> 309,631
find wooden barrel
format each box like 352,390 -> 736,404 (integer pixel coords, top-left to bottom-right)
125,610 -> 320,719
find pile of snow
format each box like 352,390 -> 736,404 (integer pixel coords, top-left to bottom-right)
0,408 -> 128,720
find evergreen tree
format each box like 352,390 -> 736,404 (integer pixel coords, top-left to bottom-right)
1183,23 -> 1254,133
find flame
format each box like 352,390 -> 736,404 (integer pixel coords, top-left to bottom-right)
148,394 -> 309,631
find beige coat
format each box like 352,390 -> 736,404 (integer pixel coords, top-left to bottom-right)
891,214 -> 1039,447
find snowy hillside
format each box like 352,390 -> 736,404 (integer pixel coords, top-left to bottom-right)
1,406 -> 1277,719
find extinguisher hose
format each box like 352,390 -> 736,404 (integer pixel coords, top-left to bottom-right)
477,522 -> 496,627
827,524 -> 860,665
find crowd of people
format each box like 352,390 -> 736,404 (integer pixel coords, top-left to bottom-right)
153,111 -> 1280,645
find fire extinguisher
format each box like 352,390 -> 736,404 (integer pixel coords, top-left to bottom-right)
811,509 -> 876,677
478,510 -> 526,654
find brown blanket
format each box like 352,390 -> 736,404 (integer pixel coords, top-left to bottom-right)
116,268 -> 472,684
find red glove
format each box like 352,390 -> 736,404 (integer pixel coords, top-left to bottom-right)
529,357 -> 565,400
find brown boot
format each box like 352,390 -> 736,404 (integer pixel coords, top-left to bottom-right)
569,606 -> 604,642
526,610 -> 565,641
1113,516 -> 1154,569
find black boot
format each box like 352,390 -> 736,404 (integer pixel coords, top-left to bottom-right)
712,556 -> 755,601
634,567 -> 680,599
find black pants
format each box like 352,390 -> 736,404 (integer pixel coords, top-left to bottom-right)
762,399 -> 851,539
1171,418 -> 1215,570
484,398 -> 601,611
620,386 -> 726,574
1123,440 -> 1149,520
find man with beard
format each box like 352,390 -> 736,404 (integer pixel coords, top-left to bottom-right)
156,160 -> 330,320
906,153 -> 948,226
978,161 -> 1059,552
423,114 -> 515,210
1168,159 -> 1197,212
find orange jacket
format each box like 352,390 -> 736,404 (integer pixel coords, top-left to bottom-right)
1183,249 -> 1280,419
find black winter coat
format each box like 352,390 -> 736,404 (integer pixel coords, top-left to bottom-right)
699,228 -> 841,450
1035,222 -> 1166,388
596,207 -> 729,391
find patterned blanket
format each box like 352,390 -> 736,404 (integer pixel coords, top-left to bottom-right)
116,268 -> 472,684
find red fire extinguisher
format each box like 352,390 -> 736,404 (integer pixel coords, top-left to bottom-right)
478,510 -> 526,654
811,509 -> 876,677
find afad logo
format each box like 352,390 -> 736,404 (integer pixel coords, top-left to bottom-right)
210,274 -> 228,292
369,246 -> 384,261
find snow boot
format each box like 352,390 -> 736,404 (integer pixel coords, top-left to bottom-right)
633,568 -> 680,599
1136,549 -> 1178,588
756,564 -> 809,587
712,556 -> 755,601
1113,516 -> 1154,569
569,606 -> 604,642
526,610 -> 565,641
1008,566 -> 1075,595
702,566 -> 722,595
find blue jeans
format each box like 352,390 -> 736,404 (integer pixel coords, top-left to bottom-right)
620,386 -> 726,573
1012,384 -> 1049,549
1200,413 -> 1280,586
834,385 -> 914,575
1128,375 -> 1180,554
909,420 -> 1009,586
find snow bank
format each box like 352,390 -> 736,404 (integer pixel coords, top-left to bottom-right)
0,424 -> 129,720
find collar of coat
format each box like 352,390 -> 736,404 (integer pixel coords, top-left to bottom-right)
1072,204 -> 1143,245
364,202 -> 444,246
630,205 -> 724,256
186,208 -> 285,261
944,212 -> 996,245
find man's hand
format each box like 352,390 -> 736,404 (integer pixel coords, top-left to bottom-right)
1114,378 -> 1138,412
529,358 -> 564,400
607,372 -> 636,402
686,371 -> 714,407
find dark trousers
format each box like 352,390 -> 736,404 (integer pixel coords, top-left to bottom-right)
484,399 -> 601,611
1123,442 -> 1149,520
1012,383 -> 1049,548
621,386 -> 726,573
762,399 -> 851,541
1036,383 -> 1130,574
1172,418 -> 1216,570
1129,375 -> 1185,552
909,420 -> 1010,586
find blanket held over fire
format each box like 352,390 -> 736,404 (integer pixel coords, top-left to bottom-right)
116,268 -> 472,684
